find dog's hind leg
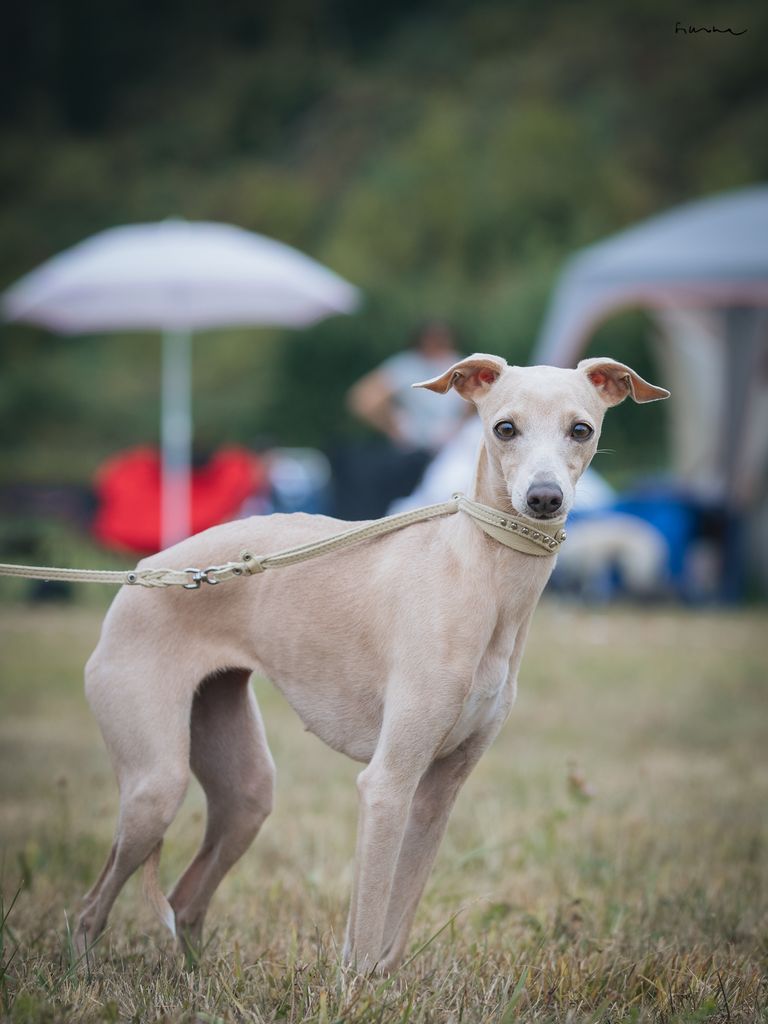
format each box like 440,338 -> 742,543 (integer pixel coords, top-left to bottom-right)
168,669 -> 275,954
75,657 -> 192,953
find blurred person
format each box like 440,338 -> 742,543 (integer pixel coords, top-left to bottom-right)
347,319 -> 466,453
338,320 -> 468,517
387,415 -> 481,514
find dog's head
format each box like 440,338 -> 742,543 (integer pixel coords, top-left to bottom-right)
414,354 -> 669,520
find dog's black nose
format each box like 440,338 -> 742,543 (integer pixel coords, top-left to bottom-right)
526,482 -> 563,516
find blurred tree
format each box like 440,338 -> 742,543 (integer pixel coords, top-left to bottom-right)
0,0 -> 765,484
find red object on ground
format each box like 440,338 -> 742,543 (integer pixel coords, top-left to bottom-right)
93,446 -> 267,554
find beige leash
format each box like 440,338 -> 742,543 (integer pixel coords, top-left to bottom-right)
0,494 -> 566,591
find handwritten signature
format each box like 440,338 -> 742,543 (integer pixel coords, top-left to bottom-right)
675,21 -> 747,36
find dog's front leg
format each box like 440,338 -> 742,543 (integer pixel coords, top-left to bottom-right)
377,722 -> 500,971
343,698 -> 460,972
343,764 -> 418,971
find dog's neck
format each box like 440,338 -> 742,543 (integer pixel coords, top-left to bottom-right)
465,444 -> 560,616
471,444 -> 511,513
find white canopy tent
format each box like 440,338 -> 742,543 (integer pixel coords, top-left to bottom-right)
2,220 -> 361,547
533,185 -> 768,592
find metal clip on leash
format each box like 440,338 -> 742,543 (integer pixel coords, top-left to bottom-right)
181,563 -> 247,589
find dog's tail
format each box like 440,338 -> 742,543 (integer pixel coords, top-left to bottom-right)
142,840 -> 176,938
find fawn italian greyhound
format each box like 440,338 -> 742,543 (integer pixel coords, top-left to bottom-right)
75,354 -> 668,970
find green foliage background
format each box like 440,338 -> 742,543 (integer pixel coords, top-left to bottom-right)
1,0 -> 766,483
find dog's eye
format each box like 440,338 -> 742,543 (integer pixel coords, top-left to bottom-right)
571,422 -> 594,441
494,421 -> 517,439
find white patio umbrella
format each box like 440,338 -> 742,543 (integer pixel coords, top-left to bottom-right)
2,219 -> 360,547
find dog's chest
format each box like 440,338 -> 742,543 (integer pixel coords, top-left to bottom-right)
436,650 -> 513,757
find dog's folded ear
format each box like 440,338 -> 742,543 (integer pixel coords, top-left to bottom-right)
578,357 -> 670,406
413,353 -> 508,403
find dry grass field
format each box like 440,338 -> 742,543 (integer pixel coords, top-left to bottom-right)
0,600 -> 766,1023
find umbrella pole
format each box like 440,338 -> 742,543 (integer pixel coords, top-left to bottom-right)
160,329 -> 193,549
